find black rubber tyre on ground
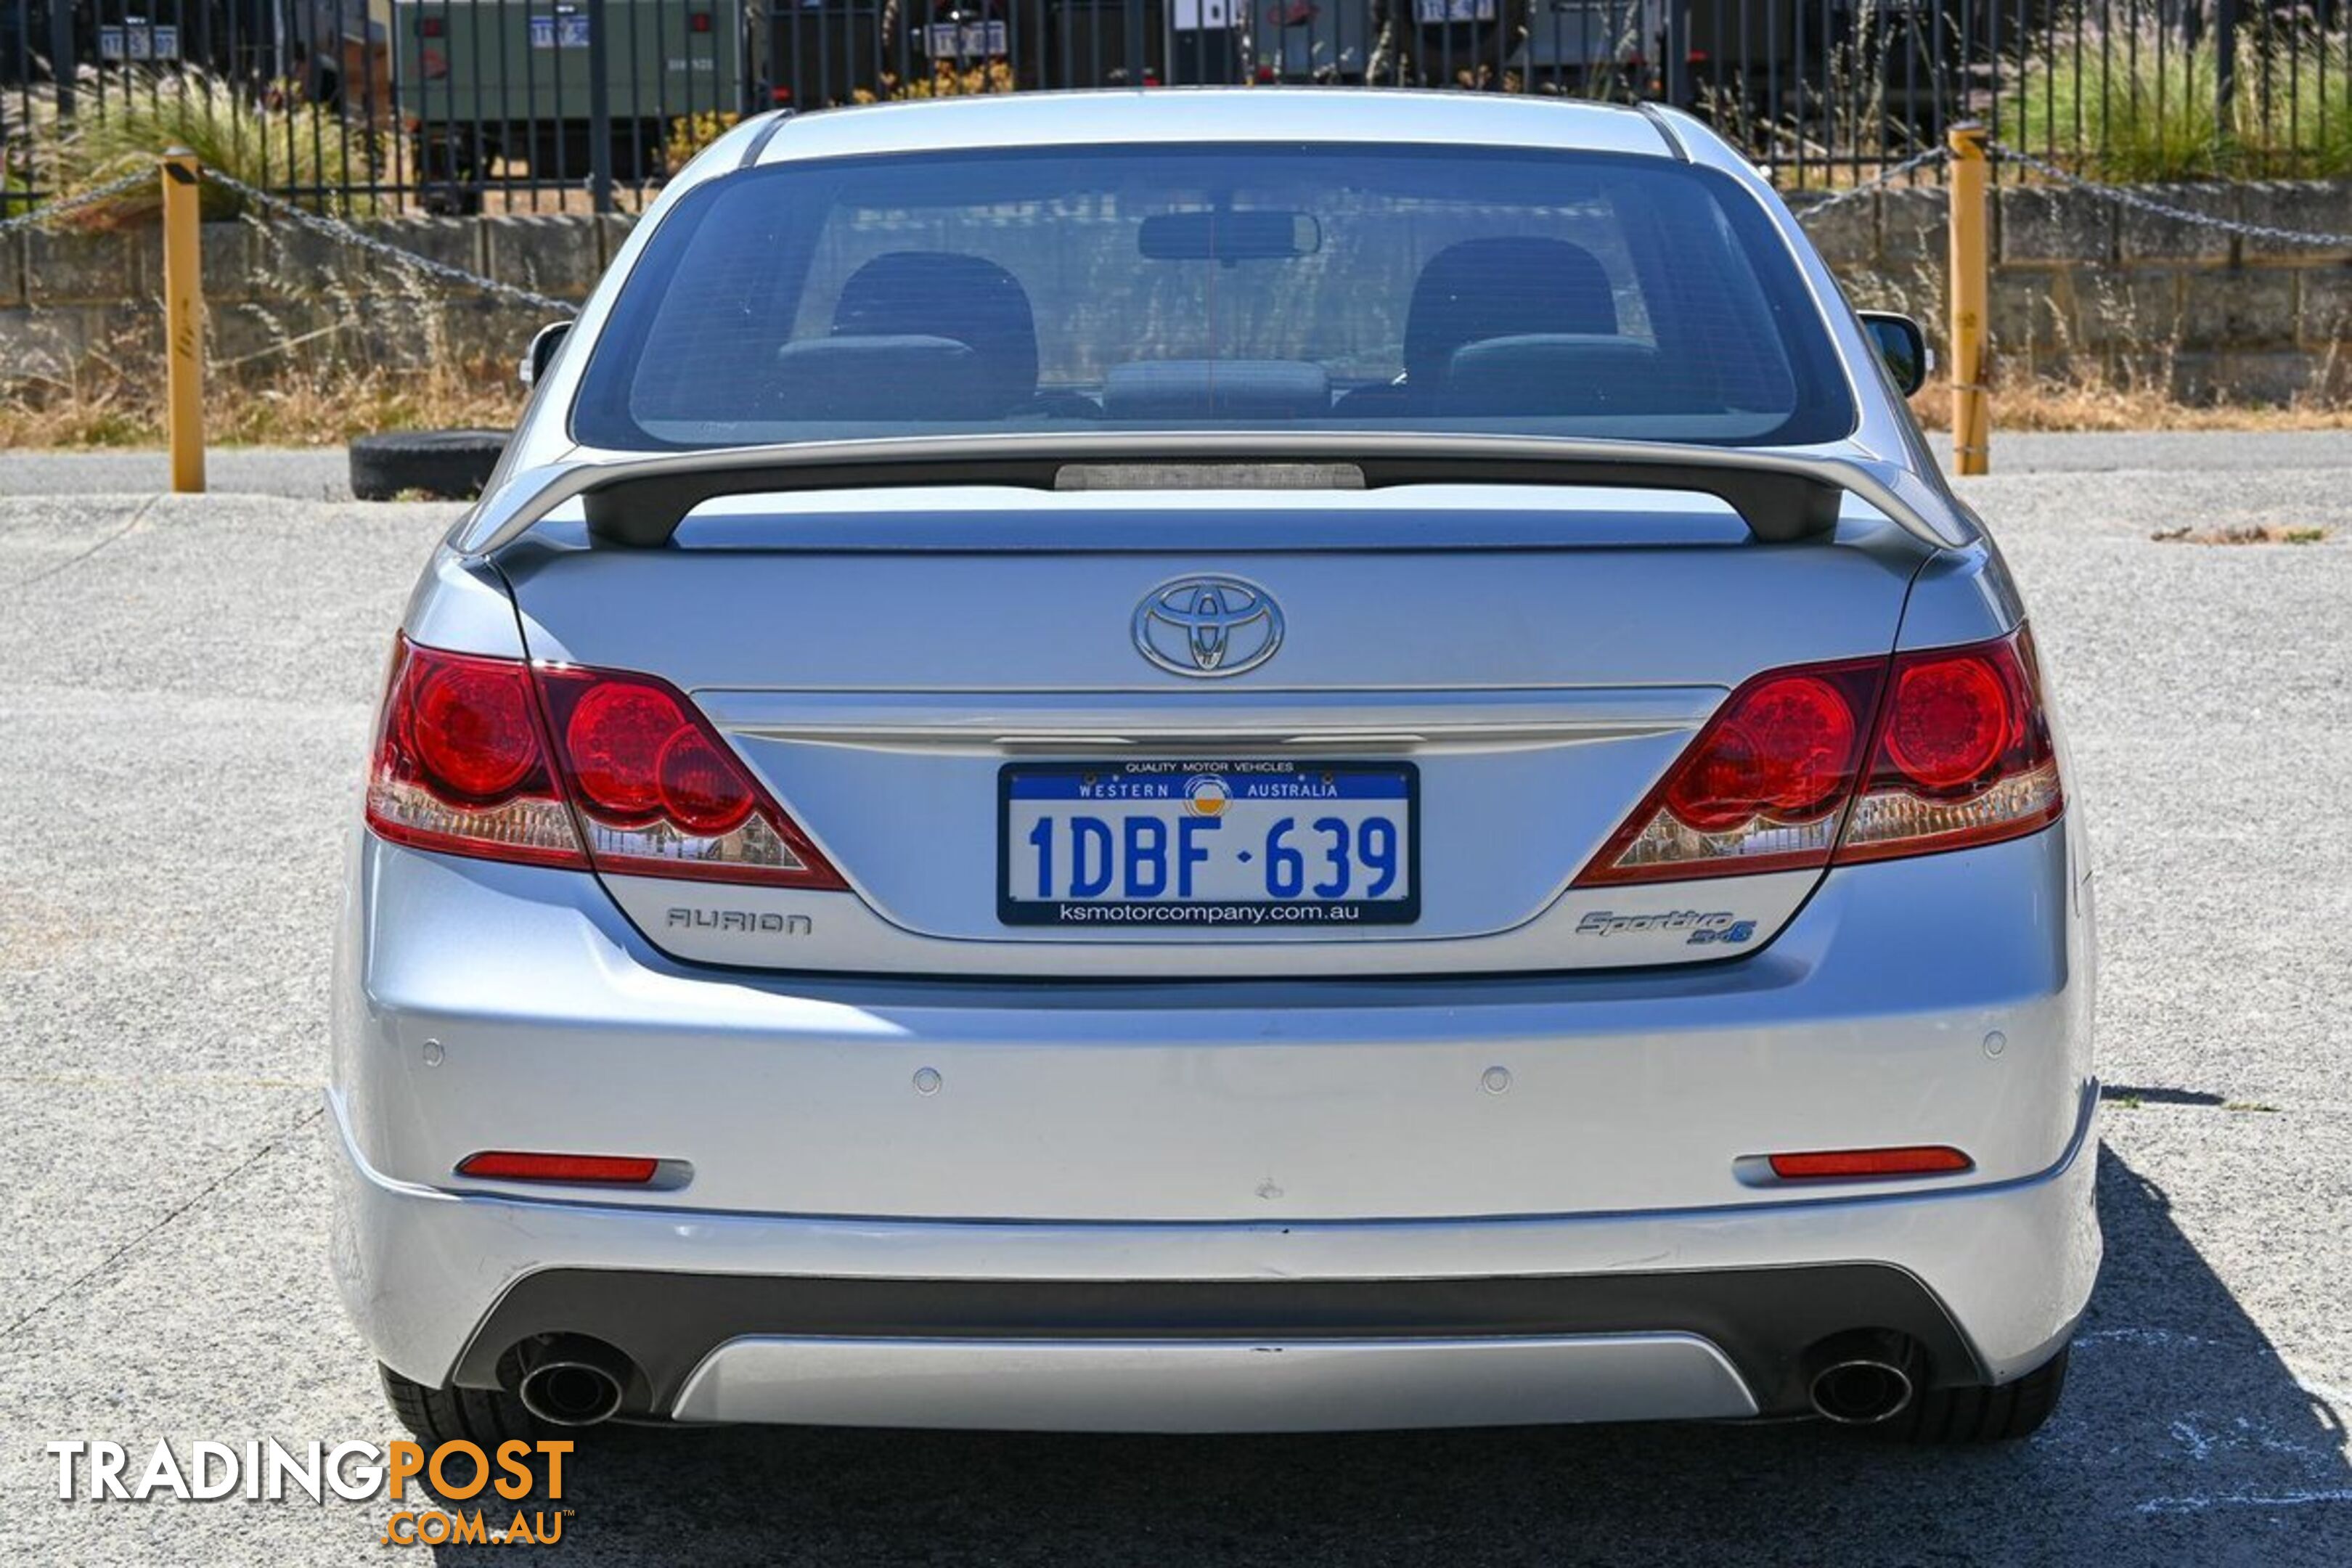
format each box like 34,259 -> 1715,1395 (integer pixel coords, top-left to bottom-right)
349,430 -> 510,502
380,1363 -> 541,1450
1879,1344 -> 2070,1444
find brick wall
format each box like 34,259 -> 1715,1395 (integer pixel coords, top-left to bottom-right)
0,213 -> 632,381
1808,179 -> 2352,402
6,184 -> 2352,401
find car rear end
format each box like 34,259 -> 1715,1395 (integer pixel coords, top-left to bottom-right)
331,92 -> 2096,1440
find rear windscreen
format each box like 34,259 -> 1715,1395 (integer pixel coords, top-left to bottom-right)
573,143 -> 1854,451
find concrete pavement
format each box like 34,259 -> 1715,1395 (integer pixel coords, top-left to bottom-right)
0,436 -> 2347,1564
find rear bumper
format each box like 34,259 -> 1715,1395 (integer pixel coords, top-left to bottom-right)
329,1080 -> 2099,1426
671,1335 -> 1760,1432
330,817 -> 2099,1429
332,825 -> 2094,1223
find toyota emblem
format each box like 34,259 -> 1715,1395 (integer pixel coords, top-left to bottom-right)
1132,576 -> 1284,678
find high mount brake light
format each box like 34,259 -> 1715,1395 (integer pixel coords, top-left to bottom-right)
365,637 -> 844,889
1574,629 -> 2063,887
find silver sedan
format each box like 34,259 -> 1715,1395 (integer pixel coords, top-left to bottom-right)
332,89 -> 2096,1448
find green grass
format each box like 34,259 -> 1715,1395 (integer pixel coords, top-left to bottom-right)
2005,20 -> 2352,180
14,69 -> 381,226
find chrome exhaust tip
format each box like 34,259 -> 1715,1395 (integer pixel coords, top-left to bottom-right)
515,1339 -> 630,1427
1808,1357 -> 1916,1425
1803,1331 -> 1922,1426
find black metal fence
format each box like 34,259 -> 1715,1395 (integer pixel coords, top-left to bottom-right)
6,0 -> 2351,215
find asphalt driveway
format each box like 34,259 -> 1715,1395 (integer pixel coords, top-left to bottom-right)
0,437 -> 2346,1564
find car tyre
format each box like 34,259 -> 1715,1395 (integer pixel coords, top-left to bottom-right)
1879,1344 -> 2069,1444
380,1363 -> 542,1450
349,430 -> 509,502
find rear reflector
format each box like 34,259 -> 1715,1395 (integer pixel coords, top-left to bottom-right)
457,1151 -> 661,1185
1767,1146 -> 1973,1180
1574,629 -> 2063,888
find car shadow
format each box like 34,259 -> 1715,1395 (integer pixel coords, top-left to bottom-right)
438,1146 -> 2350,1566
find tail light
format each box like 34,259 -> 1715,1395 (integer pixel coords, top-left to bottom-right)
1575,658 -> 1882,885
1575,629 -> 2062,887
366,637 -> 845,889
367,641 -> 587,869
1836,632 -> 2063,863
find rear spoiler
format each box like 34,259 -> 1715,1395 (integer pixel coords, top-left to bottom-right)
454,433 -> 1973,558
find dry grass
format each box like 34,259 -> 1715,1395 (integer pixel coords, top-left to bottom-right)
4,290 -> 2348,450
1909,377 -> 2352,433
0,214 -> 532,450
7,364 -> 2347,450
2151,522 -> 2331,543
0,358 -> 525,449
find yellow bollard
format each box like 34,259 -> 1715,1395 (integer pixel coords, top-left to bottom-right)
160,147 -> 205,494
1946,123 -> 1990,476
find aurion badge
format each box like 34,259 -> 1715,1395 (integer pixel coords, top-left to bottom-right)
1132,576 -> 1284,678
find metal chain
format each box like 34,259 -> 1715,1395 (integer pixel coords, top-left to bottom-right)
0,166 -> 163,237
1787,146 -> 1953,221
197,166 -> 581,317
1990,142 -> 2352,250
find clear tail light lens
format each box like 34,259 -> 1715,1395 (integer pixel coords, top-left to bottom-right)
1575,630 -> 2063,888
365,637 -> 844,889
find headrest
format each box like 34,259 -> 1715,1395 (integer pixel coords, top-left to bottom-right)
769,335 -> 998,420
1404,237 -> 1619,388
832,251 -> 1040,409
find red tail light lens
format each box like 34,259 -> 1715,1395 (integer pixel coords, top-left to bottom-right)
406,656 -> 540,801
535,664 -> 845,888
1575,629 -> 2064,888
1882,655 -> 2009,789
1837,631 -> 2062,863
1576,659 -> 1882,886
365,638 -> 844,888
367,640 -> 587,868
563,680 -> 685,825
1662,672 -> 1861,830
656,730 -> 756,836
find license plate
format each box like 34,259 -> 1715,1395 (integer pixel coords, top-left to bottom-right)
529,14 -> 593,48
1416,0 -> 1495,19
922,20 -> 1008,57
99,23 -> 180,60
1000,761 -> 1418,928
